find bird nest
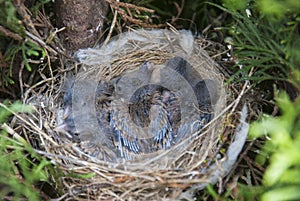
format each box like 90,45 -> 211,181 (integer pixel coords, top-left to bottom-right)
13,29 -> 248,200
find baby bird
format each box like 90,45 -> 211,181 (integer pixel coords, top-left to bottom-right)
56,75 -> 119,161
109,62 -> 174,159
56,76 -> 77,138
163,57 -> 215,142
57,57 -> 215,161
149,90 -> 173,150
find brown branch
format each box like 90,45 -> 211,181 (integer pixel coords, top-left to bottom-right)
0,25 -> 23,41
171,0 -> 185,24
105,0 -> 154,13
13,1 -> 41,37
105,0 -> 165,28
118,8 -> 164,28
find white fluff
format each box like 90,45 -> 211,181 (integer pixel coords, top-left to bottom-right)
75,29 -> 195,66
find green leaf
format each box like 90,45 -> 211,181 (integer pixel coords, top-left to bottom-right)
222,0 -> 249,11
0,101 -> 33,124
262,185 -> 300,201
26,49 -> 40,57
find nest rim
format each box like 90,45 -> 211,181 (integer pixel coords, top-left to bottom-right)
12,29 -> 248,200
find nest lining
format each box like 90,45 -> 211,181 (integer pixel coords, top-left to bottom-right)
10,29 -> 248,200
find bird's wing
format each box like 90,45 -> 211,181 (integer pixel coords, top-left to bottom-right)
110,99 -> 151,159
149,91 -> 173,150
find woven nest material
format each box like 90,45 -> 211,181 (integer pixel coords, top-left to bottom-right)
14,29 -> 248,200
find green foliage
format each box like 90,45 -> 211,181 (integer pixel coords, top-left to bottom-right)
249,92 -> 300,201
125,0 -> 221,31
0,102 -> 56,200
202,1 -> 300,200
0,0 -> 47,87
20,40 -> 46,71
0,101 -> 33,124
210,1 -> 300,87
0,0 -> 25,35
2,40 -> 46,87
222,0 -> 250,11
31,0 -> 51,17
203,93 -> 300,201
205,183 -> 264,201
205,184 -> 233,200
257,0 -> 300,19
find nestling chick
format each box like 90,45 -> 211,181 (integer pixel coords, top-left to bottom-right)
56,57 -> 215,161
55,76 -> 77,137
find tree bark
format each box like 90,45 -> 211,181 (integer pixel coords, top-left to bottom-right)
55,0 -> 109,53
